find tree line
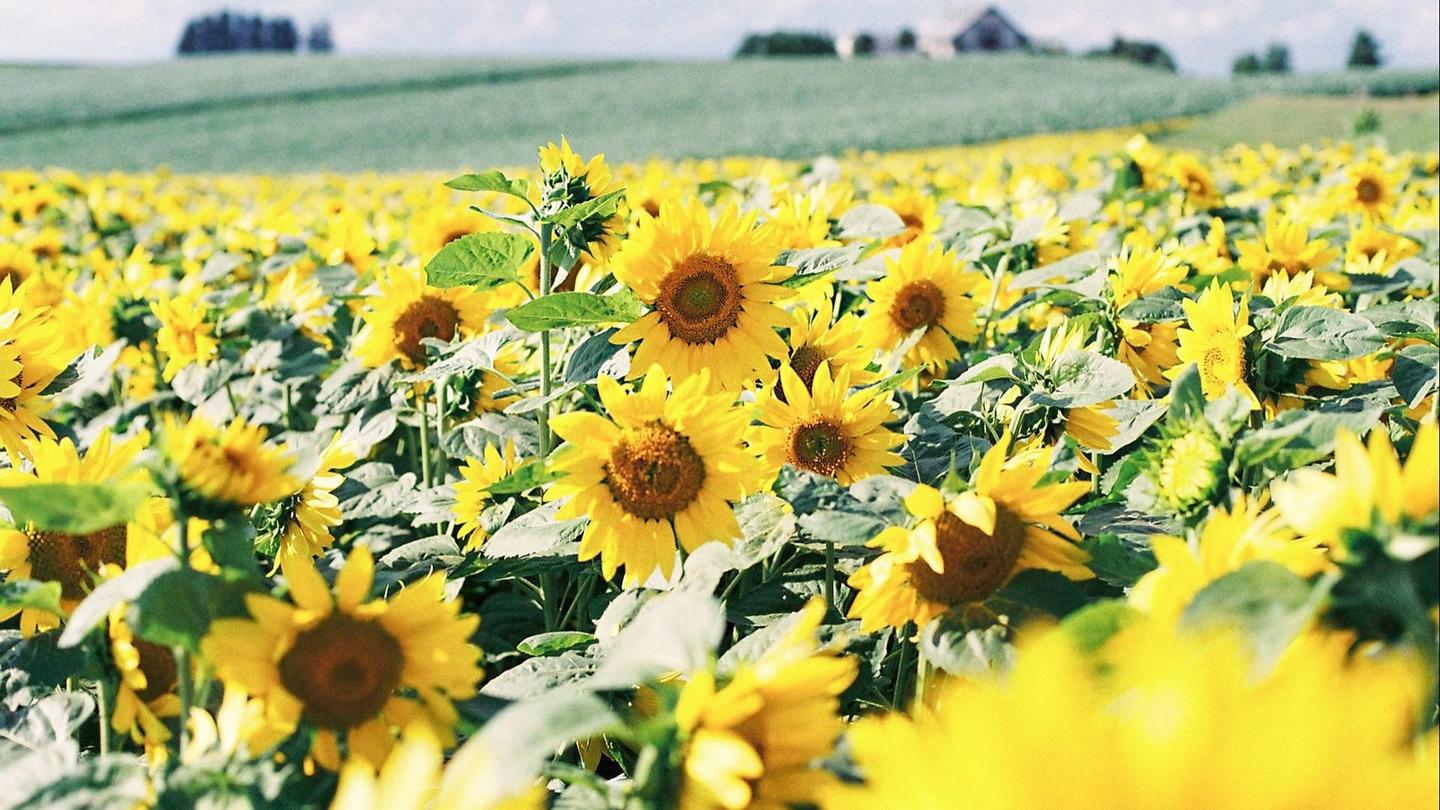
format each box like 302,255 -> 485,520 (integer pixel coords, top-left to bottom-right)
177,12 -> 334,56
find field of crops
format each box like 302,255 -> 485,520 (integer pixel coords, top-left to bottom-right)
3,54 -> 1437,171
1,122 -> 1438,809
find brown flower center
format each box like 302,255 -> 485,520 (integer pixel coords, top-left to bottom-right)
27,526 -> 127,601
1355,178 -> 1382,204
278,613 -> 404,729
392,295 -> 461,365
132,640 -> 179,703
655,253 -> 744,345
787,345 -> 827,391
787,419 -> 851,478
906,508 -> 1026,605
605,422 -> 706,521
889,280 -> 945,332
1200,340 -> 1245,392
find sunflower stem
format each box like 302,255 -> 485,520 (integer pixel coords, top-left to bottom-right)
417,392 -> 432,489
914,643 -> 928,707
892,630 -> 912,709
823,540 -> 836,615
538,221 -> 555,456
978,254 -> 1008,352
434,380 -> 448,482
95,677 -> 112,756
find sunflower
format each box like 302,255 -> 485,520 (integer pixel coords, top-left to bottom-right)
470,343 -> 527,415
1066,402 -> 1120,453
0,278 -> 66,462
846,433 -> 1091,632
776,307 -> 876,391
538,138 -> 622,265
546,366 -> 758,586
1345,220 -> 1419,274
1129,495 -> 1331,625
1335,160 -> 1401,220
1108,244 -> 1188,309
264,265 -> 336,348
331,721 -> 545,810
274,434 -> 357,562
163,414 -> 301,508
872,187 -> 940,248
108,606 -> 183,755
354,264 -> 490,370
1164,283 -> 1257,406
1167,153 -> 1220,209
0,242 -> 38,291
201,546 -> 482,770
454,441 -> 522,551
0,430 -> 160,634
1236,210 -> 1341,286
753,362 -> 903,485
152,287 -> 219,382
859,238 -> 981,373
609,200 -> 794,390
677,599 -> 856,810
310,210 -> 377,272
1272,421 -> 1438,551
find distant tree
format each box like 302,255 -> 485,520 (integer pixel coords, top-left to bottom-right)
897,28 -> 917,52
853,32 -> 877,57
1262,42 -> 1290,73
735,31 -> 836,58
1088,36 -> 1177,72
1232,52 -> 1262,75
176,12 -> 302,55
1347,30 -> 1382,69
307,22 -> 335,53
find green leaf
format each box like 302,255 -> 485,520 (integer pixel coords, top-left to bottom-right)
483,460 -> 560,497
517,631 -> 596,657
483,503 -> 584,559
129,569 -> 244,652
1264,305 -> 1385,361
732,493 -> 797,568
13,753 -> 149,810
1360,299 -> 1437,341
58,558 -> 178,648
425,232 -> 534,291
591,591 -> 725,689
506,290 -> 641,332
1059,600 -> 1144,653
548,189 -> 625,228
798,509 -> 885,546
995,569 -> 1087,618
563,328 -> 629,383
0,482 -> 152,536
956,354 -> 1017,384
0,579 -> 63,618
445,170 -> 531,199
1393,343 -> 1439,408
835,204 -> 905,239
776,245 -> 863,289
1080,533 -> 1158,587
1031,350 -> 1135,408
1179,561 -> 1327,673
1117,286 -> 1187,322
920,620 -> 1014,676
1235,405 -> 1383,471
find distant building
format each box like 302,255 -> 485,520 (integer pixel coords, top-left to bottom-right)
838,6 -> 1032,60
921,6 -> 1029,57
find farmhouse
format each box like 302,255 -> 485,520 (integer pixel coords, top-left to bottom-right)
838,5 -> 1031,59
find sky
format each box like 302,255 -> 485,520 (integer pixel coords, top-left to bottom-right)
2,0 -> 1437,76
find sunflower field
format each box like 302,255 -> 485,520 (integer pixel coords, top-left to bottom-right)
0,127 -> 1437,809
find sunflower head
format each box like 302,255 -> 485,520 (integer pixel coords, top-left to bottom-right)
354,264 -> 490,370
454,441 -> 524,550
860,238 -> 981,373
1138,417 -> 1228,516
1165,283 -> 1257,406
164,414 -> 301,509
755,361 -> 903,485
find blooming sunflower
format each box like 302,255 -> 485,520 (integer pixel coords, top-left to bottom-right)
1335,160 -> 1402,220
164,414 -> 301,508
1167,153 -> 1220,209
1272,421 -> 1438,551
454,441 -> 522,551
264,265 -> 336,349
0,430 -> 164,634
546,366 -> 758,586
538,137 -> 622,265
753,362 -> 903,485
152,287 -> 219,382
1129,495 -> 1331,625
108,606 -> 183,756
354,264 -> 490,370
1164,283 -> 1257,406
0,278 -> 66,462
847,433 -> 1091,632
201,546 -> 482,770
776,307 -> 876,391
859,238 -> 981,373
609,200 -> 794,390
872,186 -> 940,248
331,721 -> 545,810
676,599 -> 856,810
1236,210 -> 1341,286
274,434 -> 357,562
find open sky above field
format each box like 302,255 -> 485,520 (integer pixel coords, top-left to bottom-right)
4,0 -> 1438,76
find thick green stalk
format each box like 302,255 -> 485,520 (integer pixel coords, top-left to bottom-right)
538,222 -> 554,456
823,540 -> 836,614
417,394 -> 432,488
96,677 -> 112,755
434,381 -> 448,481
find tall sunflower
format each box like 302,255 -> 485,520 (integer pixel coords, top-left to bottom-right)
859,238 -> 981,373
1334,160 -> 1402,220
538,138 -> 622,265
354,264 -> 490,370
609,200 -> 794,391
454,441 -> 523,551
752,362 -> 903,485
0,430 -> 160,634
163,414 -> 301,508
1272,421 -> 1438,550
201,546 -> 482,770
847,433 -> 1091,632
677,599 -> 856,809
274,434 -> 357,562
1163,283 -> 1257,406
0,278 -> 66,462
546,366 -> 758,586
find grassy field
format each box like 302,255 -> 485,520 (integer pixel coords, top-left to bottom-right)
1,54 -> 1435,171
1157,94 -> 1439,152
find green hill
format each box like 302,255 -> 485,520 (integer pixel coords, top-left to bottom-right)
0,54 -> 1433,172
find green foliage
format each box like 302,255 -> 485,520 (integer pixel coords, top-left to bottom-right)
735,31 -> 837,58
1347,30 -> 1383,69
506,290 -> 642,332
425,232 -> 534,291
0,482 -> 152,536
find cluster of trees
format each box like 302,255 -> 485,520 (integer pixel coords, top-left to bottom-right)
1234,30 -> 1382,76
1087,37 -> 1177,72
734,31 -> 836,58
177,12 -> 334,56
849,28 -> 918,57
